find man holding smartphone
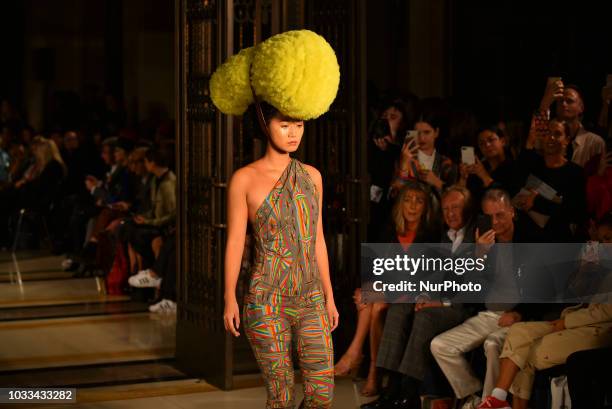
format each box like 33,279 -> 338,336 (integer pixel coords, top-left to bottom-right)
431,189 -> 530,409
532,78 -> 604,177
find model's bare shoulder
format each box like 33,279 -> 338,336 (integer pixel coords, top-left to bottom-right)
228,165 -> 256,191
301,163 -> 322,184
301,163 -> 323,196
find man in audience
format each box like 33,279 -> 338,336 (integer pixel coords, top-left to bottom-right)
478,303 -> 612,409
430,189 -> 530,409
535,80 -> 604,176
126,147 -> 176,277
441,185 -> 475,253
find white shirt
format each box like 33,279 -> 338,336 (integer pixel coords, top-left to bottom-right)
447,226 -> 465,254
417,150 -> 436,171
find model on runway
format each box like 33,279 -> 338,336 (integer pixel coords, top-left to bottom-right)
211,30 -> 341,408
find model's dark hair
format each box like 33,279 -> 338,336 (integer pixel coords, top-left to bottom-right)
246,101 -> 302,139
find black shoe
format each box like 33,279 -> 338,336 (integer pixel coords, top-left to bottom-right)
361,395 -> 393,409
389,398 -> 416,409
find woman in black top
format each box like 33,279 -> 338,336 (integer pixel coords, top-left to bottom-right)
459,125 -> 520,200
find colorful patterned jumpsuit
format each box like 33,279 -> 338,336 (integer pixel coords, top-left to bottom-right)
244,158 -> 334,408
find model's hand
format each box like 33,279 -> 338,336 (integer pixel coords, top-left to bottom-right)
223,298 -> 240,337
327,300 -> 339,332
498,311 -> 521,327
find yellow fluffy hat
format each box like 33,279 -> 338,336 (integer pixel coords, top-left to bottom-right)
209,30 -> 340,120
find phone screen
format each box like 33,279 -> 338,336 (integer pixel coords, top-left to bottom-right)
405,130 -> 418,143
461,146 -> 475,165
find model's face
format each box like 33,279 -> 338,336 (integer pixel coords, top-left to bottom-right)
415,121 -> 438,152
268,117 -> 304,153
478,130 -> 504,159
544,121 -> 569,156
556,89 -> 583,121
402,189 -> 426,225
442,190 -> 466,231
482,199 -> 514,237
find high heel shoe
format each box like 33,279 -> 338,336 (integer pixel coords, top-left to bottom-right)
334,353 -> 363,377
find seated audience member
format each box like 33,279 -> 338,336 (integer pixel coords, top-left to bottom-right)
127,147 -> 176,275
129,233 -> 177,313
441,185 -> 475,253
531,79 -> 604,176
86,137 -> 134,206
476,212 -> 612,409
337,180 -> 436,397
392,111 -> 457,196
361,183 -> 469,409
61,130 -> 89,198
459,125 -> 520,200
515,119 -> 587,242
430,189 -> 530,409
477,304 -> 612,409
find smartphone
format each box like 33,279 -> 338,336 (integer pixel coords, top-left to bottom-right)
405,130 -> 418,143
461,146 -> 475,165
476,214 -> 493,234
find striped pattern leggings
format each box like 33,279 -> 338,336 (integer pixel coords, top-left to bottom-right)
244,300 -> 334,408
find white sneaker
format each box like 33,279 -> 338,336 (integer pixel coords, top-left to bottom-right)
149,299 -> 177,313
128,269 -> 161,288
462,395 -> 482,409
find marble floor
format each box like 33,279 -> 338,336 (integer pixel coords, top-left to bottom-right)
0,250 -> 376,408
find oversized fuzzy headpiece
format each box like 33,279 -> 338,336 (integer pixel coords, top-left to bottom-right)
209,30 -> 340,120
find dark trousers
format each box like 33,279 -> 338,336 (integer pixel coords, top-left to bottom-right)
377,303 -> 467,380
566,347 -> 612,409
154,234 -> 176,301
128,223 -> 162,269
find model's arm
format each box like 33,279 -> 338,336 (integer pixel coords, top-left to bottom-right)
311,167 -> 339,331
223,169 -> 249,337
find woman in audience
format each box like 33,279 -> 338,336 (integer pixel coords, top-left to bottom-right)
459,125 -> 520,199
393,111 -> 457,196
336,180 -> 437,397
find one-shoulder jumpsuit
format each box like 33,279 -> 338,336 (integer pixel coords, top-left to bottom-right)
243,158 -> 334,408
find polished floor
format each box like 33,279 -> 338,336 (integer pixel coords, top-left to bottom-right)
0,251 -> 374,408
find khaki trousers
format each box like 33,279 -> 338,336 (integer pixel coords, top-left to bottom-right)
500,321 -> 612,400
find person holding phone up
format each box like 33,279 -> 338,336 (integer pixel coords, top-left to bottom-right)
528,78 -> 605,177
459,125 -> 521,201
392,111 -> 457,196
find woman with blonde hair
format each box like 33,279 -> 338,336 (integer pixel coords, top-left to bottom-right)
335,180 -> 438,397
